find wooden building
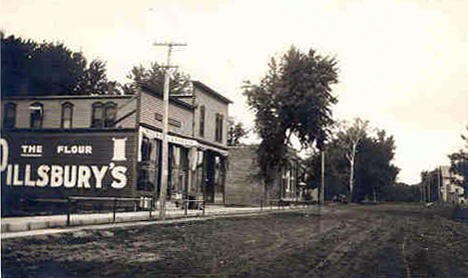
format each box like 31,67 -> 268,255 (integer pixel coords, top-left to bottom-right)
0,81 -> 231,215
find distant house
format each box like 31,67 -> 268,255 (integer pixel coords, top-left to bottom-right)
422,166 -> 465,205
440,166 -> 465,205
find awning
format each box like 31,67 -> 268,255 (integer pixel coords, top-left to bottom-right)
139,126 -> 197,148
138,126 -> 228,161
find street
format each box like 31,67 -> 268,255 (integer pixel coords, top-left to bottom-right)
2,204 -> 468,278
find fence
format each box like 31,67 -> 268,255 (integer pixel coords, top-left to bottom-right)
21,197 -> 316,227
28,196 -> 207,226
260,199 -> 316,212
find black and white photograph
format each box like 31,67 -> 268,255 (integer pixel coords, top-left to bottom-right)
1,0 -> 467,277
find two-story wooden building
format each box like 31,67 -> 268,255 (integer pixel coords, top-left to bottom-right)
0,81 -> 231,215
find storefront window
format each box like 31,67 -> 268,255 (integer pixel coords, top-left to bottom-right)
141,136 -> 152,161
138,137 -> 159,192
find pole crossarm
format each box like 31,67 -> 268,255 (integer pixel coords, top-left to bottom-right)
158,65 -> 179,69
153,42 -> 187,47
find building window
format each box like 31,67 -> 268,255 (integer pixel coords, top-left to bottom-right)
199,105 -> 205,137
61,102 -> 73,128
91,102 -> 104,128
215,113 -> 223,142
3,103 -> 16,128
30,103 -> 43,128
92,102 -> 117,128
138,136 -> 159,192
105,102 -> 117,127
141,136 -> 152,162
155,113 -> 182,128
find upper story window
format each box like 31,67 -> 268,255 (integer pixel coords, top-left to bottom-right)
92,102 -> 117,128
61,102 -> 73,129
105,102 -> 117,128
30,103 -> 43,129
199,105 -> 205,137
3,103 -> 16,128
91,102 -> 104,128
215,113 -> 223,143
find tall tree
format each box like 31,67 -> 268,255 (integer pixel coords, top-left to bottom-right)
243,46 -> 339,197
227,118 -> 248,146
126,62 -> 192,95
354,130 -> 399,201
305,138 -> 349,200
1,34 -> 113,97
448,125 -> 468,198
306,122 -> 399,202
75,59 -> 110,95
337,118 -> 369,200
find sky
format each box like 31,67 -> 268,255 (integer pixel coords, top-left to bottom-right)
2,0 -> 467,184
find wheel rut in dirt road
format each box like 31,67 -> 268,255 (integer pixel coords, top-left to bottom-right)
238,210 -> 385,277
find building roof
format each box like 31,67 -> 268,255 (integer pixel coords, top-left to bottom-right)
192,80 -> 233,104
2,94 -> 134,101
139,84 -> 195,110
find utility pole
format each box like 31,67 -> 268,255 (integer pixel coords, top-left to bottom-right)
320,150 -> 325,205
422,173 -> 427,203
438,166 -> 442,203
154,42 -> 186,220
421,178 -> 424,203
428,172 -> 431,202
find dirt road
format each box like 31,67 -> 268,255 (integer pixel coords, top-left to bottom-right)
2,204 -> 467,278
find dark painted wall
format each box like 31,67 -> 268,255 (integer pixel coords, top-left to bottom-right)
1,131 -> 137,215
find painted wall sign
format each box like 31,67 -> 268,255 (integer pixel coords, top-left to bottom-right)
0,132 -> 136,202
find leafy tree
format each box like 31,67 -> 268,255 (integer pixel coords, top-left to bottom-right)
227,118 -> 248,146
306,123 -> 399,202
381,183 -> 421,202
1,34 -> 114,97
448,125 -> 468,198
337,118 -> 369,199
354,130 -> 399,201
243,46 -> 339,198
305,138 -> 349,200
75,59 -> 110,95
125,62 -> 192,95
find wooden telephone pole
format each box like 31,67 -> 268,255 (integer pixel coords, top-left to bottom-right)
154,42 -> 186,220
320,150 -> 325,205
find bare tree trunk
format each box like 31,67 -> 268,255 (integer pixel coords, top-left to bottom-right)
349,157 -> 354,201
347,143 -> 356,202
264,164 -> 279,203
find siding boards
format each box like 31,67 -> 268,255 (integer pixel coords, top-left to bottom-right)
139,91 -> 193,137
193,87 -> 229,146
3,97 -> 137,129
